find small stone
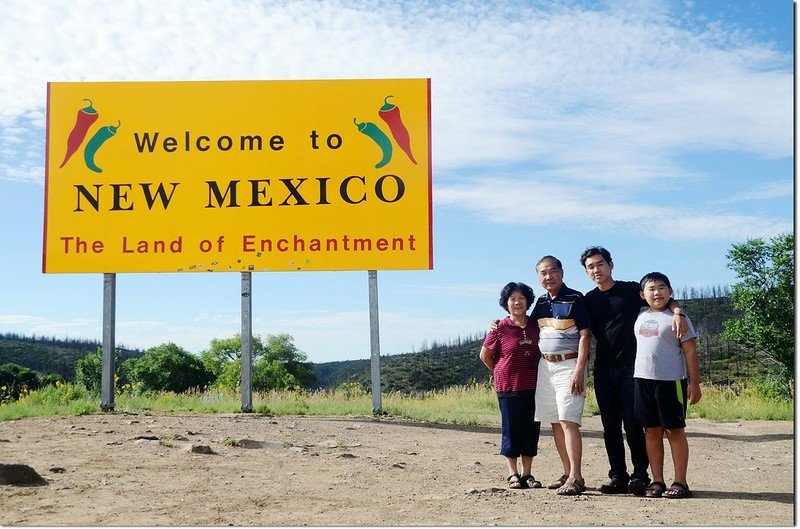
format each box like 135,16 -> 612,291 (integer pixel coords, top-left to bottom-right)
184,443 -> 216,454
236,439 -> 266,449
48,467 -> 66,474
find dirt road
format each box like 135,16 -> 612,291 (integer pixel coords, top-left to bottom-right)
0,413 -> 794,526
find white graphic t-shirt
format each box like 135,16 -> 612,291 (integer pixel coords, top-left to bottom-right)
633,309 -> 697,381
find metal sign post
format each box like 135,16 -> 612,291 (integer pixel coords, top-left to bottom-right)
101,273 -> 116,411
368,270 -> 382,414
241,272 -> 253,412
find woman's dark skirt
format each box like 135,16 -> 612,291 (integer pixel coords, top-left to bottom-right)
497,390 -> 540,458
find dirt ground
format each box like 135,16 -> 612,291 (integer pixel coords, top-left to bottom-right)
0,413 -> 794,526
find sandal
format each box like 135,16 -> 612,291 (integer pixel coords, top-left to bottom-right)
507,473 -> 522,489
556,477 -> 586,496
547,474 -> 569,489
520,474 -> 542,489
664,481 -> 692,499
644,481 -> 667,498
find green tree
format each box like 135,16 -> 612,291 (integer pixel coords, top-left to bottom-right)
201,335 -> 267,378
202,333 -> 315,390
129,343 -> 215,393
253,358 -> 297,391
75,348 -> 133,393
0,362 -> 40,400
263,333 -> 316,388
723,233 -> 794,387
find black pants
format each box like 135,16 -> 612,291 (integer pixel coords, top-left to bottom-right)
497,390 -> 540,458
594,365 -> 649,483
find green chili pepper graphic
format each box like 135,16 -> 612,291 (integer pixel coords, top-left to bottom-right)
83,120 -> 120,173
354,117 -> 392,169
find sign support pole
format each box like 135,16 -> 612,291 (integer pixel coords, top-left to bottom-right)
241,272 -> 253,413
368,270 -> 382,415
101,273 -> 116,411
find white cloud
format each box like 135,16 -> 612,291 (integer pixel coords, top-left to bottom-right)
437,175 -> 792,241
0,314 -> 47,325
713,179 -> 793,204
0,0 -> 791,172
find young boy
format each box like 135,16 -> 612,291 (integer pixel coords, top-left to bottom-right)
633,272 -> 701,499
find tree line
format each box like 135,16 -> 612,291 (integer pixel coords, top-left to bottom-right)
1,234 -> 793,401
0,333 -> 314,402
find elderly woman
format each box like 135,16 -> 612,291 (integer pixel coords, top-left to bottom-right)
480,281 -> 542,489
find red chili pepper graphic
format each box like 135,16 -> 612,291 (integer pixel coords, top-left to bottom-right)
59,98 -> 99,168
378,95 -> 417,165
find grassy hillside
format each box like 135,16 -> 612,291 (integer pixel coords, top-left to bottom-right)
0,334 -> 144,379
314,338 -> 489,392
314,296 -> 750,392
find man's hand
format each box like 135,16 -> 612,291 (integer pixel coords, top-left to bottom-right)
570,368 -> 585,395
488,319 -> 500,332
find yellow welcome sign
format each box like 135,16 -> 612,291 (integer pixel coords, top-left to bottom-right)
43,79 -> 432,273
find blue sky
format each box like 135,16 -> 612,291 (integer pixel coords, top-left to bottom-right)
0,0 -> 793,364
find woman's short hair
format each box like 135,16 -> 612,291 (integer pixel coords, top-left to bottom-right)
499,282 -> 536,312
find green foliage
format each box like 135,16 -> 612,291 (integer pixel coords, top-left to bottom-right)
263,334 -> 315,387
336,381 -> 368,399
203,333 -> 315,390
213,359 -> 243,390
75,348 -> 134,392
201,335 -> 267,376
687,383 -> 794,421
253,359 -> 297,391
0,380 -> 792,422
0,381 -> 99,420
0,362 -> 40,401
723,233 -> 794,387
749,374 -> 794,401
129,343 -> 215,393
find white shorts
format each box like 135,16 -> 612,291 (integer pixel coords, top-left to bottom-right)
534,356 -> 587,425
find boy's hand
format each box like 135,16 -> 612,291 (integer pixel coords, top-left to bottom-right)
488,319 -> 500,332
688,382 -> 702,404
672,313 -> 687,338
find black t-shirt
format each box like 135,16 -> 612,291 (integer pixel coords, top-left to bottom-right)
585,280 -> 647,369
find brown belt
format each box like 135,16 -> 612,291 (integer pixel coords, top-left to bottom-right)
541,353 -> 579,363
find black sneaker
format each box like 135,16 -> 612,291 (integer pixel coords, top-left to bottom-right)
597,480 -> 628,494
628,478 -> 648,496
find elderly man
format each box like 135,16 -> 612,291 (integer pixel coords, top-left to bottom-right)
531,255 -> 592,495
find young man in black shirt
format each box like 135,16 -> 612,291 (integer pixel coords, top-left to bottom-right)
581,246 -> 686,495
